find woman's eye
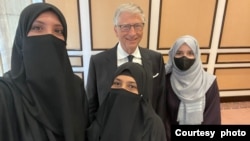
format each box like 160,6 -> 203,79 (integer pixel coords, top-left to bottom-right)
30,26 -> 43,31
55,29 -> 64,34
175,52 -> 182,56
128,84 -> 137,90
188,51 -> 194,56
112,81 -> 121,87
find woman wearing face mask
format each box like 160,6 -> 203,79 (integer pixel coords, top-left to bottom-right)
163,35 -> 221,139
0,3 -> 88,141
87,62 -> 167,141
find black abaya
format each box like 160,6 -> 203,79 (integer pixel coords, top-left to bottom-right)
0,3 -> 88,141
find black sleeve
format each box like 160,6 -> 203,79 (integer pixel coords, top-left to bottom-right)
0,80 -> 19,141
203,79 -> 221,124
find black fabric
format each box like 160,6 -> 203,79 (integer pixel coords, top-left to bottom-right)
0,3 -> 88,141
174,56 -> 195,71
119,69 -> 132,76
112,62 -> 150,100
11,3 -> 67,78
87,62 -> 167,141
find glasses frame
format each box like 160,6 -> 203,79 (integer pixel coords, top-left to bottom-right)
116,23 -> 145,32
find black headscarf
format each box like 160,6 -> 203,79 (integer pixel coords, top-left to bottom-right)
112,62 -> 152,99
11,3 -> 67,77
0,3 -> 88,141
87,62 -> 167,141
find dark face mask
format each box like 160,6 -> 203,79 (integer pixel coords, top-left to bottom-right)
174,56 -> 195,71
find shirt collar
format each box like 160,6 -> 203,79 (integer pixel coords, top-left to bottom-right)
117,42 -> 141,60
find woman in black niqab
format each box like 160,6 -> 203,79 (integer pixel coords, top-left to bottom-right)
87,62 -> 167,141
0,3 -> 88,141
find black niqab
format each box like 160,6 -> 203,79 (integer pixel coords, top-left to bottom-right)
87,62 -> 167,141
0,3 -> 87,141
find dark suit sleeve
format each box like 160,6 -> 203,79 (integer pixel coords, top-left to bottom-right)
154,54 -> 169,140
203,79 -> 221,124
153,54 -> 166,117
86,56 -> 99,123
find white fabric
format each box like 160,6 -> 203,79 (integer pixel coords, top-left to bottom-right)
165,35 -> 216,124
117,42 -> 142,66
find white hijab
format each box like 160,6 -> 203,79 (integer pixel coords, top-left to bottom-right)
165,35 -> 215,124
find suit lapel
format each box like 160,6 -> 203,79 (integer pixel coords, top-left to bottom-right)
106,46 -> 118,76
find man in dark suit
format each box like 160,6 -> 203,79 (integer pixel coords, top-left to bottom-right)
86,3 -> 166,122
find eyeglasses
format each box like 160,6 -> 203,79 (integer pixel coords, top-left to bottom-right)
116,23 -> 144,32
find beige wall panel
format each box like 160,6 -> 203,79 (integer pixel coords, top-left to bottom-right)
201,54 -> 209,64
69,56 -> 82,67
217,53 -> 250,63
158,0 -> 216,49
90,0 -> 150,50
220,0 -> 250,48
215,68 -> 250,91
45,0 -> 81,50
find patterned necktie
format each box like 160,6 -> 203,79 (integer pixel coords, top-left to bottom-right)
127,55 -> 134,62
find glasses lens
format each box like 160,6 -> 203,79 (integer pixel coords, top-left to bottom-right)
134,23 -> 143,31
118,23 -> 144,32
122,25 -> 131,31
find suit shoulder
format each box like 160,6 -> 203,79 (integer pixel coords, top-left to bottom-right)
139,47 -> 162,55
91,48 -> 116,59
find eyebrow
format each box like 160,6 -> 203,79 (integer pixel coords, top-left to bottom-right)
32,20 -> 45,25
114,78 -> 121,82
114,78 -> 137,84
32,20 -> 63,27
